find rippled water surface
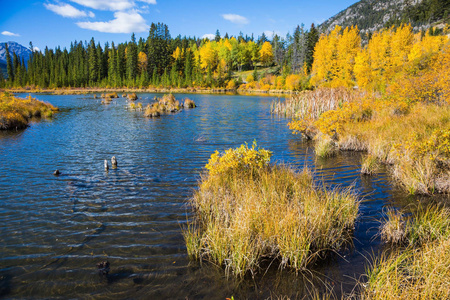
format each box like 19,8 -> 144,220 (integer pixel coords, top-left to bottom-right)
0,93 -> 419,298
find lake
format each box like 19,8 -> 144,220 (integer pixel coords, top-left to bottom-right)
0,93 -> 421,298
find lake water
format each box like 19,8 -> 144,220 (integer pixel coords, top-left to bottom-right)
0,93 -> 423,298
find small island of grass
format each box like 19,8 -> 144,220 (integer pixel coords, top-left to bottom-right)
144,94 -> 196,118
0,92 -> 58,130
183,142 -> 359,278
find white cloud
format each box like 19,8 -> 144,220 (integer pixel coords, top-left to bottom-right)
201,33 -> 215,40
221,14 -> 249,25
76,11 -> 148,33
69,0 -> 156,11
1,31 -> 20,37
263,30 -> 281,38
70,0 -> 134,11
33,46 -> 40,52
44,3 -> 95,18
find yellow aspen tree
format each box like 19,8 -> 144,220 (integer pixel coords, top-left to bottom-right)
138,51 -> 148,73
354,47 -> 372,89
172,46 -> 183,60
310,32 -> 333,86
199,41 -> 218,70
390,24 -> 414,69
310,26 -> 342,87
260,41 -> 274,66
335,25 -> 361,87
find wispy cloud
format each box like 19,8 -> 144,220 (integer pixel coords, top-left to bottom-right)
70,0 -> 133,11
1,31 -> 20,37
44,3 -> 95,18
69,0 -> 155,11
221,14 -> 249,25
76,11 -> 148,33
201,33 -> 215,40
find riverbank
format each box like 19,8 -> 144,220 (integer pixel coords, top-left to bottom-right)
1,86 -> 294,97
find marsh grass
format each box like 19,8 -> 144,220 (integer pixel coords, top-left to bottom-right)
314,134 -> 337,158
364,205 -> 450,299
270,87 -> 362,119
0,93 -> 58,130
184,161 -> 359,278
361,155 -> 380,175
287,94 -> 450,193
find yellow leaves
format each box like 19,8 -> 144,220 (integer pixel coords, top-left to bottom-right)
260,41 -> 274,66
138,51 -> 148,72
205,141 -> 273,176
311,25 -> 361,88
199,41 -> 218,70
172,46 -> 183,60
285,74 -> 302,91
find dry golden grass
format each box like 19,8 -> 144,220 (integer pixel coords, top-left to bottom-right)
0,93 -> 58,130
364,205 -> 450,299
271,87 -> 363,119
184,153 -> 359,277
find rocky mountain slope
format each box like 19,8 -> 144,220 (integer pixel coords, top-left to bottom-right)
320,0 -> 449,34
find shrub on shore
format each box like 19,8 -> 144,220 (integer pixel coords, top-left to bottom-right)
0,93 -> 58,130
183,142 -> 359,278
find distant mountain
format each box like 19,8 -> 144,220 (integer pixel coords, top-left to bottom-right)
0,41 -> 32,65
320,0 -> 450,34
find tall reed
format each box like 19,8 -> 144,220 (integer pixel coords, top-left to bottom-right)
270,87 -> 362,119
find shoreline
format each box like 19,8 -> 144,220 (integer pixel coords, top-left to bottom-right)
1,87 -> 295,97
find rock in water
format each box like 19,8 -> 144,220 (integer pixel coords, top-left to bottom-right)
104,160 -> 109,171
97,261 -> 110,275
111,156 -> 117,168
53,169 -> 60,176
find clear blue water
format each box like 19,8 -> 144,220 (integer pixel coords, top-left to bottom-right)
0,93 -> 417,298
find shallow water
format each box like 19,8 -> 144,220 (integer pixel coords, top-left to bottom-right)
0,93 -> 428,298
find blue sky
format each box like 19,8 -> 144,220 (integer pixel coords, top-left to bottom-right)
0,0 -> 357,50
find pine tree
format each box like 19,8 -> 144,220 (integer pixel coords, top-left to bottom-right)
126,33 -> 138,84
306,23 -> 319,73
5,44 -> 14,84
88,38 -> 98,85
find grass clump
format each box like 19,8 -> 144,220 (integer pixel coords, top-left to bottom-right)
144,94 -> 196,118
127,93 -> 138,101
363,205 -> 450,299
314,134 -> 337,158
0,92 -> 58,130
361,154 -> 380,175
183,142 -> 359,278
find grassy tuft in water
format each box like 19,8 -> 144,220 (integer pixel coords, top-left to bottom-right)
0,92 -> 58,130
183,142 -> 359,278
364,205 -> 450,299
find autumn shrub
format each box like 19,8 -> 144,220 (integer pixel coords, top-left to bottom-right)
183,142 -> 359,278
0,93 -> 58,130
284,74 -> 304,91
226,79 -> 236,90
